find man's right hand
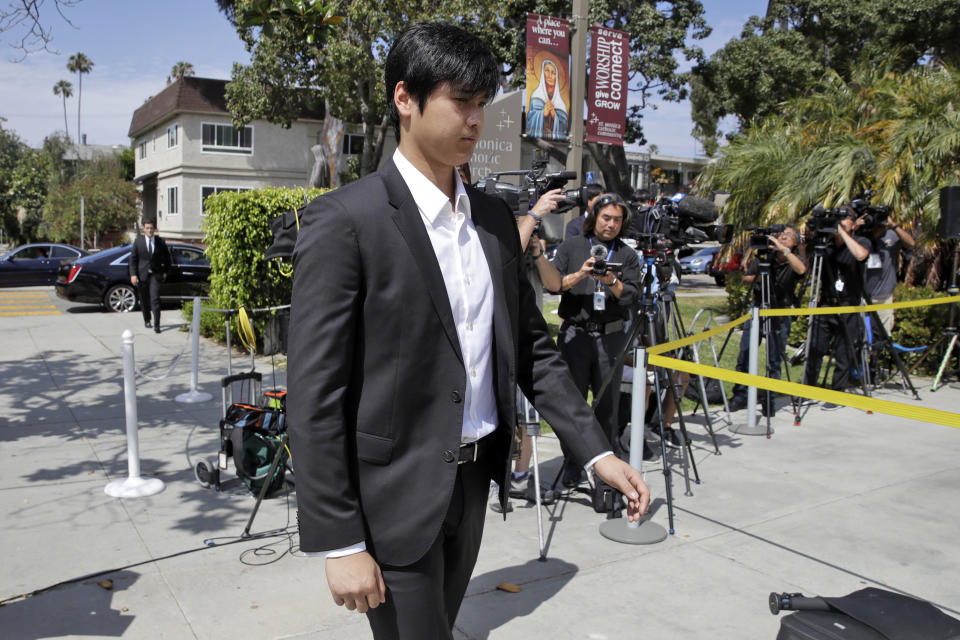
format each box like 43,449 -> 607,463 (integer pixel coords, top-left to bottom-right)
325,551 -> 386,613
130,276 -> 138,285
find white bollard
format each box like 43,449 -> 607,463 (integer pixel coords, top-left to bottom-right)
176,296 -> 213,403
747,306 -> 760,430
105,330 -> 165,498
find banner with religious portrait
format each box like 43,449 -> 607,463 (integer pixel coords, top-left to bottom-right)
525,13 -> 571,141
586,25 -> 630,145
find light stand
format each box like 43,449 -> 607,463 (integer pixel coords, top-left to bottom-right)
932,240 -> 960,391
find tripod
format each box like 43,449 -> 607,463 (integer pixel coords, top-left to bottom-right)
795,240 -> 871,425
932,240 -> 960,391
861,292 -> 921,398
734,249 -> 801,436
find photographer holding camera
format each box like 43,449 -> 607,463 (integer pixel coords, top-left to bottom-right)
802,208 -> 871,406
861,214 -> 914,334
534,193 -> 641,486
729,226 -> 807,416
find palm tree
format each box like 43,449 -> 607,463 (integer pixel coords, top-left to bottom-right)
167,61 -> 195,84
66,52 -> 94,147
52,80 -> 73,140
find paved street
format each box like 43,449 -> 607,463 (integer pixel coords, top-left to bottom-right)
1,286 -> 959,639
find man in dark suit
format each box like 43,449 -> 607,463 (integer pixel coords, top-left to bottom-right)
287,23 -> 649,640
128,220 -> 170,333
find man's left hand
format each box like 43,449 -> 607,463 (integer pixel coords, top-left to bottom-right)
592,455 -> 650,522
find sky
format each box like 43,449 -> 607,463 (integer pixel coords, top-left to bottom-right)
0,0 -> 769,157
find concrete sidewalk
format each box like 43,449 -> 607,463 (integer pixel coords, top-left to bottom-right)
1,287 -> 959,639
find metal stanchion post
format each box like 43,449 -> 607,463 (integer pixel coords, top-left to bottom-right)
176,296 -> 213,403
105,330 -> 165,498
599,346 -> 667,544
732,307 -> 770,435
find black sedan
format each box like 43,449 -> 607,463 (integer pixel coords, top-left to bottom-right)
0,243 -> 88,287
55,243 -> 211,312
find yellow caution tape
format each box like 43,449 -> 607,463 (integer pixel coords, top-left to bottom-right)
647,354 -> 960,429
761,295 -> 960,317
647,314 -> 750,355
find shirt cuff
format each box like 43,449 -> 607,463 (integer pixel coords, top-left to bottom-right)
584,451 -> 614,472
303,540 -> 367,559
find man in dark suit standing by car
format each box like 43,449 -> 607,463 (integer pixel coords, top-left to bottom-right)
129,220 -> 170,333
287,22 -> 649,640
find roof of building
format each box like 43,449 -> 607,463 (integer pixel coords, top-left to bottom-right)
127,76 -> 325,138
62,143 -> 125,162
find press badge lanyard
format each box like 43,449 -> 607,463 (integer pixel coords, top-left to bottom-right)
588,238 -> 614,311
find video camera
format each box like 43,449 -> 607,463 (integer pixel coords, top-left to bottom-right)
628,195 -> 733,250
746,224 -> 786,250
849,190 -> 891,226
589,243 -> 623,277
474,152 -> 589,219
806,204 -> 845,236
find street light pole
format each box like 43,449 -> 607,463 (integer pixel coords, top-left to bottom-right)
80,196 -> 85,251
566,0 -> 588,186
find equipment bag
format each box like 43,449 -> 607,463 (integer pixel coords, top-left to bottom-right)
229,427 -> 287,498
591,477 -> 623,515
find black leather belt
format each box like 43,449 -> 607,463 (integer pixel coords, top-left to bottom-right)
459,435 -> 493,465
569,319 -> 625,335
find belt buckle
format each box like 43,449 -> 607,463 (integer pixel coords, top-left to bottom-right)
458,441 -> 478,465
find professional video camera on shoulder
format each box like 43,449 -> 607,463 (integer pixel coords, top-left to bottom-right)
849,189 -> 891,226
806,204 -> 845,237
474,151 -> 591,219
628,194 -> 733,248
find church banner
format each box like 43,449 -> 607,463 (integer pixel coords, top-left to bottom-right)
586,26 -> 629,145
525,13 -> 570,141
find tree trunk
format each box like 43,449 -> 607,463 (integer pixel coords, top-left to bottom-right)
586,142 -> 632,197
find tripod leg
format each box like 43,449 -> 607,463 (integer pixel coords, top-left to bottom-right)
242,434 -> 286,538
647,321 -> 675,535
932,333 -> 959,392
869,308 -> 921,399
530,432 -> 546,560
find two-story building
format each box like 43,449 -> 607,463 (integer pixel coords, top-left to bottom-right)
128,77 -> 326,241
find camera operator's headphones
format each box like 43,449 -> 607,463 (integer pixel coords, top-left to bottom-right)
589,192 -> 631,234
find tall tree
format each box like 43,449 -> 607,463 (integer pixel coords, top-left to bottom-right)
691,0 -> 960,155
66,52 -> 93,147
52,79 -> 73,140
0,125 -> 28,242
167,60 -> 195,84
696,60 -> 960,285
218,0 -> 709,189
0,0 -> 81,59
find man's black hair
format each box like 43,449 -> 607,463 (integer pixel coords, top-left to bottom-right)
583,192 -> 631,240
385,22 -> 500,140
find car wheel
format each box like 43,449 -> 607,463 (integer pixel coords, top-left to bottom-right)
714,275 -> 725,286
104,284 -> 137,312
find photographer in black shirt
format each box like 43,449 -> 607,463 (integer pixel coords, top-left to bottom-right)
534,193 -> 641,486
730,226 -> 807,416
802,208 -> 870,407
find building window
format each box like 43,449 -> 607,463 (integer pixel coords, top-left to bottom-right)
167,124 -> 179,149
201,186 -> 252,214
201,123 -> 253,154
137,141 -> 147,160
342,133 -> 364,156
167,186 -> 179,215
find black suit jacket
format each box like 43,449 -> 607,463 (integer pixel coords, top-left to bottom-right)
128,235 -> 171,281
288,160 -> 610,566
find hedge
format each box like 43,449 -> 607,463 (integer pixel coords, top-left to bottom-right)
183,186 -> 327,352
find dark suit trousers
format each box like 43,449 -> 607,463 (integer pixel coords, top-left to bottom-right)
138,274 -> 161,326
366,456 -> 489,640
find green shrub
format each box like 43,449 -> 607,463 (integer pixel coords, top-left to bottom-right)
889,283 -> 951,374
184,186 -> 327,352
723,271 -> 751,319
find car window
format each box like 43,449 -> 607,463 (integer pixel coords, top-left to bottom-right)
171,247 -> 208,266
12,246 -> 48,259
50,246 -> 79,258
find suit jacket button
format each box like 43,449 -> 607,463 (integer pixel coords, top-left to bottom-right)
451,390 -> 462,403
442,449 -> 456,463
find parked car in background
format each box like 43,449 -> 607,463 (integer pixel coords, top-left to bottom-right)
55,243 -> 210,312
708,248 -> 743,286
0,243 -> 88,287
678,246 -> 720,275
